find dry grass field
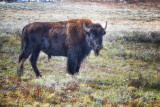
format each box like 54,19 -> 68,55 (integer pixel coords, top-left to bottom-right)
0,1 -> 160,106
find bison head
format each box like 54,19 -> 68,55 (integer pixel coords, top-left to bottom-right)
83,22 -> 107,56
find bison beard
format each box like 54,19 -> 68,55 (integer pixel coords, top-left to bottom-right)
17,19 -> 107,77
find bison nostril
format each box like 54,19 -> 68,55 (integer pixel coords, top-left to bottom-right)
96,45 -> 103,50
96,46 -> 101,50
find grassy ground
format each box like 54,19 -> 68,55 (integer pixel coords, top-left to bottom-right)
0,1 -> 160,106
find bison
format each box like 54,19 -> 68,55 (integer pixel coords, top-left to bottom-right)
17,19 -> 107,77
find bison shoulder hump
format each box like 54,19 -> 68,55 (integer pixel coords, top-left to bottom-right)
67,19 -> 92,37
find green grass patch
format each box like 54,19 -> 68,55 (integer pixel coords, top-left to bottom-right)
0,31 -> 160,106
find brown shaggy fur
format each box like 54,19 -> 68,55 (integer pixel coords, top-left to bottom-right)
49,22 -> 63,27
67,19 -> 92,46
49,21 -> 67,28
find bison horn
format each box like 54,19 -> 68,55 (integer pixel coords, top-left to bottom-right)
104,21 -> 107,30
83,22 -> 90,33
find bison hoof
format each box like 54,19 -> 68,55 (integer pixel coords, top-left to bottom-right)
17,67 -> 23,78
36,74 -> 42,78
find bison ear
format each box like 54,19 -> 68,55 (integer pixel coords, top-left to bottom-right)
83,22 -> 90,33
104,21 -> 107,30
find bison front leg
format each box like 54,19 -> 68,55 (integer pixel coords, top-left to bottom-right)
67,53 -> 78,75
30,49 -> 42,77
75,54 -> 85,74
75,60 -> 82,74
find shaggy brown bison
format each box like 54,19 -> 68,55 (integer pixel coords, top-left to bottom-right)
17,19 -> 107,77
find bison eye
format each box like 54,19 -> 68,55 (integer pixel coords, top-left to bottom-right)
90,34 -> 95,38
102,31 -> 106,35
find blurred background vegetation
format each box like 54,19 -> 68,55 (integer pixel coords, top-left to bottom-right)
1,0 -> 160,3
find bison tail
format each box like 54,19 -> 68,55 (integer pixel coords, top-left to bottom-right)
18,27 -> 27,63
21,27 -> 26,53
21,39 -> 23,54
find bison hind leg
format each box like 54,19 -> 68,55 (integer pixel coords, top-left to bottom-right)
17,58 -> 25,77
17,49 -> 32,77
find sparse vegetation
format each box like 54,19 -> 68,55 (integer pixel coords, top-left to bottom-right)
0,1 -> 160,106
